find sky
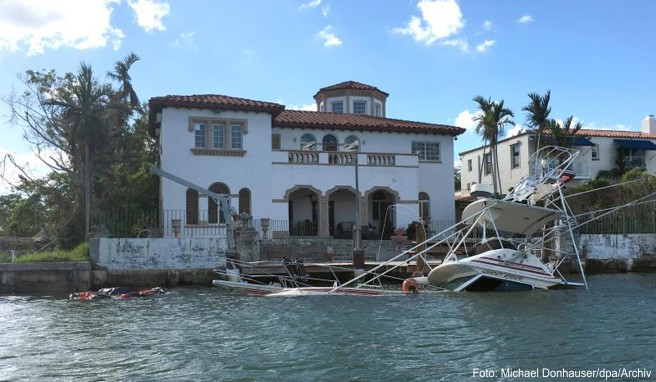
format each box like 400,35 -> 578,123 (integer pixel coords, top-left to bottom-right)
1,0 -> 655,194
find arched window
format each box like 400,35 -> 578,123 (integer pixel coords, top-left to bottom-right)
344,135 -> 360,151
419,192 -> 430,220
186,189 -> 199,225
300,133 -> 316,151
322,134 -> 338,151
239,188 -> 251,215
208,183 -> 230,224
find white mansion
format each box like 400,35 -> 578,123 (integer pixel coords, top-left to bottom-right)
459,115 -> 656,196
148,81 -> 465,238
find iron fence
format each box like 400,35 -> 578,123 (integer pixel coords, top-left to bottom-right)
578,206 -> 656,234
94,210 -> 460,240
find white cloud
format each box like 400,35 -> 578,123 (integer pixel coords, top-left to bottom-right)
442,38 -> 469,53
288,103 -> 316,111
0,0 -> 124,55
482,20 -> 493,31
393,0 -> 464,46
518,14 -> 534,24
475,39 -> 495,53
506,124 -> 526,138
128,0 -> 170,32
322,5 -> 331,17
455,109 -> 478,131
173,31 -> 196,48
317,25 -> 342,47
299,0 -> 322,10
578,119 -> 633,131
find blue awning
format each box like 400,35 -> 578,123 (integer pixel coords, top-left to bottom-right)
542,136 -> 595,146
613,139 -> 656,151
572,137 -> 595,146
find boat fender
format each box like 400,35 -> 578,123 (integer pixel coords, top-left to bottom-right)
402,278 -> 420,294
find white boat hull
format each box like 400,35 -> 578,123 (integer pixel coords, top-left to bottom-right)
427,249 -> 561,291
212,279 -> 283,296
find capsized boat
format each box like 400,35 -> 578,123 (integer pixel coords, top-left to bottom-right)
70,287 -> 167,300
212,258 -> 411,296
409,146 -> 588,292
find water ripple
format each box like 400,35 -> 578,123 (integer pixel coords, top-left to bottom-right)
1,274 -> 655,381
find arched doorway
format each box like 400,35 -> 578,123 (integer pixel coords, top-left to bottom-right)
326,187 -> 357,238
368,189 -> 396,239
286,187 -> 320,236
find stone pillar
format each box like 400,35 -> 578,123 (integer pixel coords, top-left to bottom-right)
318,195 -> 330,237
234,223 -> 259,262
261,218 -> 270,239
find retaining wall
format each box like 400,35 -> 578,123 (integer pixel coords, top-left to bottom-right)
581,234 -> 656,273
90,237 -> 227,270
0,262 -> 91,294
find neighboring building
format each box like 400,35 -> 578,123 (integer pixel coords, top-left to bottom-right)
459,115 -> 656,196
148,81 -> 465,238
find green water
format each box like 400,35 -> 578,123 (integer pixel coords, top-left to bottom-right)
1,274 -> 655,381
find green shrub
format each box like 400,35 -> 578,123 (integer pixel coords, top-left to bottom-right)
14,242 -> 89,263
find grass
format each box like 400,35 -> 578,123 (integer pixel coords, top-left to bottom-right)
10,243 -> 90,263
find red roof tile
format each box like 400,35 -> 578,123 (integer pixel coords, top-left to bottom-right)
574,128 -> 656,139
274,110 -> 465,136
149,94 -> 285,136
149,94 -> 285,115
315,81 -> 389,97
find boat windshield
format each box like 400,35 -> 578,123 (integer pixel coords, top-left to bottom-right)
474,237 -> 517,255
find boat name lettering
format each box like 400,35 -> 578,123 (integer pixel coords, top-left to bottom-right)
481,269 -> 524,281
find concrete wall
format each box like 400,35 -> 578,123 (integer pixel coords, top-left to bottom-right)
259,238 -> 411,262
90,237 -> 227,270
0,262 -> 91,294
581,234 -> 656,260
581,233 -> 656,273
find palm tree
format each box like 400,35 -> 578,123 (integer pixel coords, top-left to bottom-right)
523,90 -> 551,150
472,96 -> 515,195
47,63 -> 112,240
545,116 -> 583,147
108,52 -> 141,129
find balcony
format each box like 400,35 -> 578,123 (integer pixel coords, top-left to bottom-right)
280,150 -> 413,167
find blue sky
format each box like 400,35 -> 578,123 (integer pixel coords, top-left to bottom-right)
1,0 -> 655,194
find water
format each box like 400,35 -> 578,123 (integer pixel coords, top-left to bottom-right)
1,274 -> 655,382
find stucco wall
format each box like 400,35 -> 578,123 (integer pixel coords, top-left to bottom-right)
91,238 -> 227,270
581,234 -> 656,260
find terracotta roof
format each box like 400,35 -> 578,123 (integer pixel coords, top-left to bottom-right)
150,94 -> 285,114
574,128 -> 656,139
148,94 -> 285,135
274,110 -> 465,136
315,81 -> 389,97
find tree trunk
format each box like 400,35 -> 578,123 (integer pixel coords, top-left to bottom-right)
85,144 -> 91,240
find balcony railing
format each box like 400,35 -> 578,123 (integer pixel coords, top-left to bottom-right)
283,150 -> 408,167
288,151 -> 319,164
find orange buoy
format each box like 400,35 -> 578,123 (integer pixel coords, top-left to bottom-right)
402,278 -> 420,294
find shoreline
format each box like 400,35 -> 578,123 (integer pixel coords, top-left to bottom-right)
1,258 -> 654,295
